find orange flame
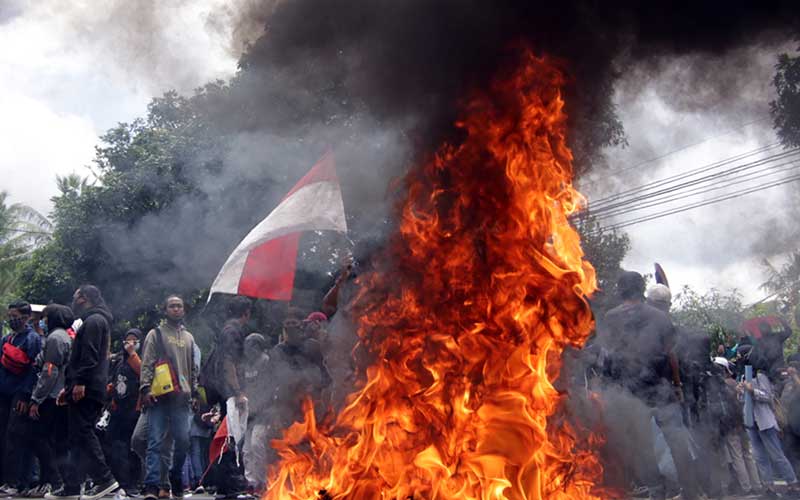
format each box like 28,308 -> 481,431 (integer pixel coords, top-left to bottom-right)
265,51 -> 603,500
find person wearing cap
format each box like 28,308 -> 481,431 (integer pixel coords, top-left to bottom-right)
107,329 -> 143,496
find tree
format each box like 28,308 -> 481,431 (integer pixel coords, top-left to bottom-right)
771,41 -> 800,147
573,213 -> 631,318
671,286 -> 746,348
0,192 -> 52,305
762,251 -> 800,320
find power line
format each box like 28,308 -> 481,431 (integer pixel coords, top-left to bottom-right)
582,147 -> 800,218
589,159 -> 800,221
587,143 -> 785,210
592,174 -> 800,233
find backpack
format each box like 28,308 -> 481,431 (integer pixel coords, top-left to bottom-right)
198,340 -> 222,406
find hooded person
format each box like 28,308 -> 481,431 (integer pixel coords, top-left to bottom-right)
49,285 -> 119,500
23,304 -> 74,498
107,328 -> 143,496
0,300 -> 43,497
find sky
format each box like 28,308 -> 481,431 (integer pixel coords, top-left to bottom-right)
580,42 -> 798,304
0,2 -> 795,304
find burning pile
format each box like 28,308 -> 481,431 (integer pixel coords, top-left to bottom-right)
265,51 -> 603,500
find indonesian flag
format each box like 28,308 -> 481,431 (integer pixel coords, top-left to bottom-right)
208,416 -> 229,465
209,151 -> 347,301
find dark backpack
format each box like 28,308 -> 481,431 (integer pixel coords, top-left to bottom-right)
198,339 -> 222,406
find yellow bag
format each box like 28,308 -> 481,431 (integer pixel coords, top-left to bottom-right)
151,362 -> 175,397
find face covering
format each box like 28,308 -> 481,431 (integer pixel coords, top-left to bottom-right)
8,317 -> 26,331
39,319 -> 48,334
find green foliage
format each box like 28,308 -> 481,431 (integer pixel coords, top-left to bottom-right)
672,286 -> 746,348
771,43 -> 800,148
574,213 -> 631,317
0,192 -> 52,306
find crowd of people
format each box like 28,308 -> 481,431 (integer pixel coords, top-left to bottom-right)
580,270 -> 800,499
4,268 -> 800,500
0,282 -> 339,500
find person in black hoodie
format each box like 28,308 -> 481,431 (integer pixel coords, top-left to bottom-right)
0,300 -> 42,497
108,329 -> 143,496
47,285 -> 119,500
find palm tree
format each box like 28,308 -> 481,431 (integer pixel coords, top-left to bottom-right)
762,252 -> 800,315
0,191 -> 53,302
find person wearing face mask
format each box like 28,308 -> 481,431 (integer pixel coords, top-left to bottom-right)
24,304 -> 74,498
107,329 -> 143,497
49,285 -> 119,500
0,300 -> 43,497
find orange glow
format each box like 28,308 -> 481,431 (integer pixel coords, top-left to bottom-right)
265,51 -> 604,500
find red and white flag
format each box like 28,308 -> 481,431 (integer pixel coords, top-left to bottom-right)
209,151 -> 347,301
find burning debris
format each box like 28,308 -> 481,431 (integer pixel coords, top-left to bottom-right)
264,51 -> 603,500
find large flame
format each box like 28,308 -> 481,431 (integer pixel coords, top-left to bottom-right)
265,51 -> 603,500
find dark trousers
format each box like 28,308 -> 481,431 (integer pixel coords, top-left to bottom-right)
108,412 -> 140,490
64,398 -> 114,491
1,393 -> 35,488
214,401 -> 245,494
25,399 -> 64,487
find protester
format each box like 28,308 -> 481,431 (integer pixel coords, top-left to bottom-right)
24,304 -> 74,498
139,296 -> 197,500
108,328 -> 143,497
203,296 -> 252,499
263,310 -> 331,469
739,347 -> 799,496
187,397 -> 214,494
48,285 -> 119,500
0,300 -> 43,497
601,271 -> 701,500
241,333 -> 270,494
782,362 -> 800,475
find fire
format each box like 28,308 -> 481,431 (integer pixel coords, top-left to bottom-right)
265,51 -> 603,500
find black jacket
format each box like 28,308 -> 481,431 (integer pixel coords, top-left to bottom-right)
66,304 -> 113,403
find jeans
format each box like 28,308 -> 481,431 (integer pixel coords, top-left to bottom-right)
132,410 -> 172,489
188,437 -> 209,487
64,399 -> 114,491
144,398 -> 190,489
746,426 -> 798,485
652,403 -> 702,500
